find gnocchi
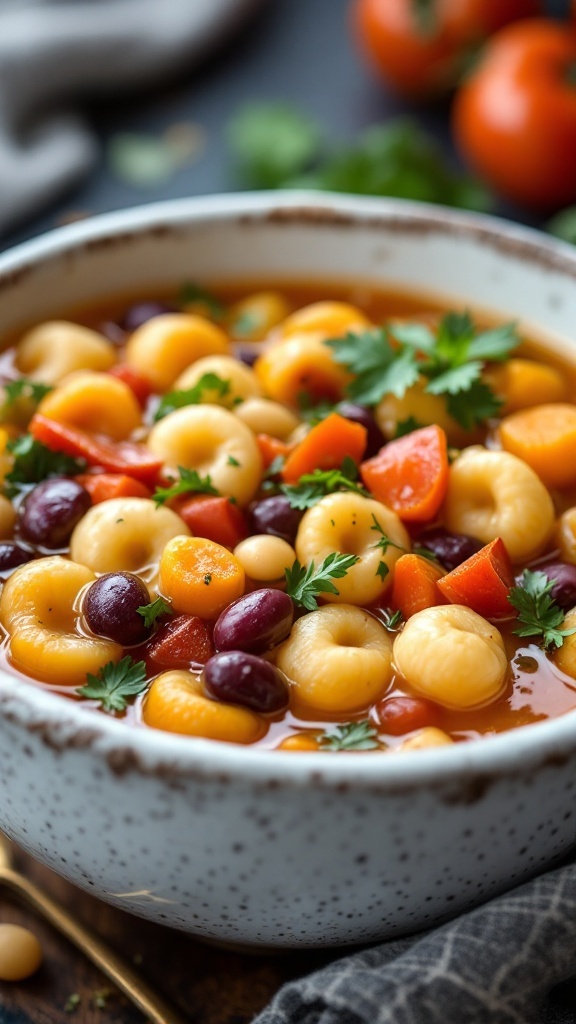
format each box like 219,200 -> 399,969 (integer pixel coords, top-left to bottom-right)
0,281 -> 574,753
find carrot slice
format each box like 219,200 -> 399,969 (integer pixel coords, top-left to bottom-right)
30,414 -> 163,486
360,424 -> 448,522
108,363 -> 153,407
436,537 -> 514,619
391,553 -> 446,619
75,473 -> 152,503
280,412 -> 367,484
159,536 -> 245,618
498,403 -> 576,489
256,434 -> 292,472
173,495 -> 248,549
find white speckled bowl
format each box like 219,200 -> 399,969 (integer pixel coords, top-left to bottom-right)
1,193 -> 576,949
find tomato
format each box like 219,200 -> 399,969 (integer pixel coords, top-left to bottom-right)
453,20 -> 576,211
351,0 -> 541,100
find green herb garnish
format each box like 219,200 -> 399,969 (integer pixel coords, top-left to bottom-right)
394,416 -> 424,438
281,462 -> 369,510
227,455 -> 241,467
76,657 -> 147,713
320,720 -> 380,751
137,597 -> 172,628
285,553 -> 359,611
152,467 -> 219,506
4,435 -> 86,496
326,328 -> 421,408
228,103 -> 322,188
179,281 -> 225,320
508,570 -> 576,651
379,608 -> 404,631
3,378 -> 53,408
153,373 -> 231,421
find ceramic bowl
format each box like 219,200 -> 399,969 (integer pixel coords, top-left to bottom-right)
1,193 -> 576,950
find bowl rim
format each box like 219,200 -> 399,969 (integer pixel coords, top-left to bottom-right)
3,189 -> 576,788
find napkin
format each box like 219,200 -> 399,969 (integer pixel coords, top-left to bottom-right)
254,858 -> 576,1024
0,0 -> 259,236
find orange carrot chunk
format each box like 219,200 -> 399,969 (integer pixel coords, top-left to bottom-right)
280,412 -> 367,484
256,434 -> 292,472
108,363 -> 153,407
360,424 -> 448,522
498,403 -> 576,489
75,473 -> 151,503
391,553 -> 446,619
436,537 -> 514,619
159,536 -> 245,618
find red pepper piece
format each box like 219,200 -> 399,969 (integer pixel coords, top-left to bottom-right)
108,364 -> 153,407
146,615 -> 214,671
75,472 -> 152,503
436,537 -> 514,619
173,495 -> 248,550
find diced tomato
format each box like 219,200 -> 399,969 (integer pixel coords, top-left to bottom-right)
75,472 -> 151,503
436,537 -> 514,619
375,696 -> 441,736
173,495 -> 248,549
146,615 -> 214,670
108,364 -> 153,407
256,434 -> 292,472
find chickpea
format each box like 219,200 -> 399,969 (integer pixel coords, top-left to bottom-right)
395,728 -> 454,752
553,608 -> 576,679
556,508 -> 576,565
233,535 -> 296,581
0,924 -> 42,981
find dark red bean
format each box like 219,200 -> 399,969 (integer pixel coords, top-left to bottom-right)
336,402 -> 385,459
235,345 -> 260,368
417,529 -> 484,572
204,651 -> 289,713
146,614 -> 214,670
249,495 -> 303,545
121,301 -> 175,333
84,572 -> 152,645
214,589 -> 294,654
375,696 -> 440,736
529,561 -> 576,612
18,478 -> 91,548
0,542 -> 35,576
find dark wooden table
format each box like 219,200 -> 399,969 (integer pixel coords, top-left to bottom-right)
1,1 -> 576,1021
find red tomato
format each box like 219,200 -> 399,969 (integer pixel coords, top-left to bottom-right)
351,0 -> 541,100
375,696 -> 440,736
453,19 -> 576,211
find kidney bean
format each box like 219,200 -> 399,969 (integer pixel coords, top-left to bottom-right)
121,301 -> 175,333
214,589 -> 294,654
375,696 -> 440,736
235,345 -> 260,368
417,529 -> 484,571
18,478 -> 91,548
84,572 -> 152,645
249,495 -> 303,545
336,402 -> 385,459
0,542 -> 35,576
530,561 -> 576,612
204,651 -> 289,713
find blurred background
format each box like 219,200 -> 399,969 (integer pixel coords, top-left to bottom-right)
0,0 -> 571,254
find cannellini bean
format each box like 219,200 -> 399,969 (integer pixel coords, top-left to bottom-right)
393,605 -> 507,709
36,371 -> 142,440
275,604 -> 393,713
0,924 -> 42,981
444,447 -> 555,562
143,670 -> 265,743
173,355 -> 262,408
147,404 -> 262,507
15,322 -> 115,384
553,608 -> 576,678
234,397 -> 300,439
295,492 -> 410,605
70,498 -> 189,586
277,301 -> 370,339
395,727 -> 454,752
0,557 -> 121,686
233,535 -> 296,581
124,313 -> 230,391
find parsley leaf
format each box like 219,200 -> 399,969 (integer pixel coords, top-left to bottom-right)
4,435 -> 86,496
326,328 -> 420,407
285,553 -> 359,611
179,281 -> 225,321
3,378 -> 53,408
281,464 -> 369,510
152,467 -> 219,506
379,608 -> 404,631
394,416 -> 424,438
137,597 -> 172,628
297,393 -> 338,425
445,380 -> 502,430
508,570 -> 576,651
370,514 -> 406,557
153,373 -> 231,421
228,103 -> 322,189
76,657 -> 147,713
320,720 -> 380,751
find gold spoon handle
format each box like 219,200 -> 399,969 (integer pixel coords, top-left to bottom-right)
1,867 -> 188,1024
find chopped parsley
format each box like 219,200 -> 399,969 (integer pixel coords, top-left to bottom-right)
281,460 -> 369,510
137,597 -> 172,628
179,281 -> 225,321
508,570 -> 576,651
379,608 -> 404,631
152,467 -> 219,506
3,378 -> 53,408
320,720 -> 380,751
4,435 -> 86,496
227,454 -> 241,467
153,373 -> 231,421
285,552 -> 359,611
76,657 -> 147,713
326,312 -> 519,430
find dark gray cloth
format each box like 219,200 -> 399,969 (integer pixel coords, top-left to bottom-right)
0,0 -> 260,235
254,861 -> 576,1024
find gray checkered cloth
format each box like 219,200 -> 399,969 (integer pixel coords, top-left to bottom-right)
254,860 -> 576,1024
0,0 -> 258,236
